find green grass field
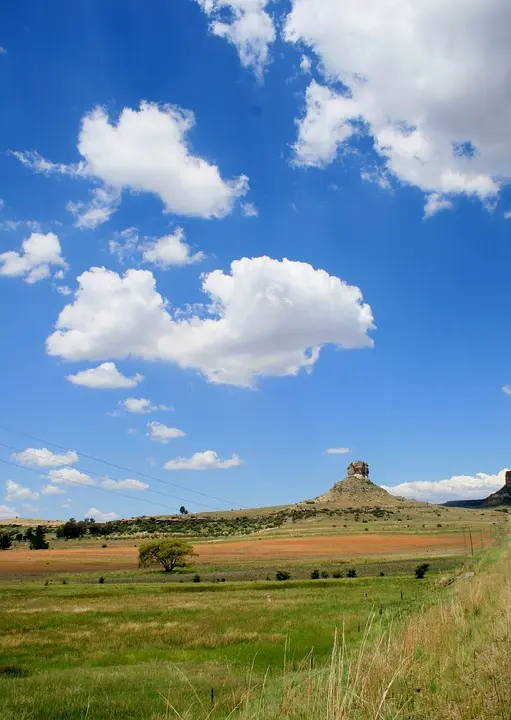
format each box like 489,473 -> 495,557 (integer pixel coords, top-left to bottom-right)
0,572 -> 441,720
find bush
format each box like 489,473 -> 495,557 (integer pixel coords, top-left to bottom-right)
332,570 -> 343,579
0,532 -> 12,550
99,576 -> 105,584
347,568 -> 357,578
310,568 -> 320,579
275,570 -> 291,581
101,544 -> 107,548
321,571 -> 329,578
415,563 -> 430,579
193,574 -> 201,583
26,526 -> 49,550
380,571 -> 385,576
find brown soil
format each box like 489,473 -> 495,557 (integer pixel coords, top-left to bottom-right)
0,532 -> 488,577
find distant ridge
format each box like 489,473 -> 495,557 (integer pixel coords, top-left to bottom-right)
443,470 -> 511,508
310,460 -> 416,508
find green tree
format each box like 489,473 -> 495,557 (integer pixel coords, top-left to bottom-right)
179,506 -> 189,515
26,526 -> 49,550
0,532 -> 12,550
138,539 -> 194,573
415,563 -> 430,579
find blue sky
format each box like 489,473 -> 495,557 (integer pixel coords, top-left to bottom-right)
1,0 -> 511,521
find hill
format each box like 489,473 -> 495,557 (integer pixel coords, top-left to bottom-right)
443,470 -> 511,509
310,460 -> 418,509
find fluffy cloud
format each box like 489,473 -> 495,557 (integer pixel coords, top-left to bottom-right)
299,54 -> 312,73
101,478 -> 149,491
5,480 -> 39,501
0,504 -> 17,519
164,450 -> 243,471
85,507 -> 118,522
196,0 -> 275,77
67,186 -> 120,229
46,257 -> 374,387
0,232 -> 66,283
383,469 -> 509,504
142,228 -> 205,268
66,362 -> 143,389
324,448 -> 351,455
292,81 -> 358,168
502,385 -> 511,396
41,484 -> 65,495
48,467 -> 96,487
146,422 -> 186,444
119,398 -> 171,414
14,102 -> 248,221
284,0 -> 511,213
15,447 -> 79,468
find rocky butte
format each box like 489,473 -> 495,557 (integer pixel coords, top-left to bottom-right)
313,460 -> 413,508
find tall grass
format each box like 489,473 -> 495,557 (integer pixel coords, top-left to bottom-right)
176,541 -> 511,719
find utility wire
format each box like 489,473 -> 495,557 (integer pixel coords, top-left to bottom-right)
0,441 -> 219,511
0,422 -> 246,509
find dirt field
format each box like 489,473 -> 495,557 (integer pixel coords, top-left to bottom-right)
0,531 -> 491,577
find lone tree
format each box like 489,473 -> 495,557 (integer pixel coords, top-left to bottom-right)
26,526 -> 49,550
0,532 -> 12,550
138,538 -> 194,573
415,563 -> 430,579
179,506 -> 189,515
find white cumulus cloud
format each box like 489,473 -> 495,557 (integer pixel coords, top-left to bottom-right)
284,0 -> 511,213
324,448 -> 351,455
67,186 -> 120,229
119,397 -> 171,414
142,227 -> 205,268
41,484 -> 65,495
147,422 -> 186,444
0,504 -> 18,519
101,478 -> 149,491
66,362 -> 143,389
383,469 -> 509,504
0,232 -> 66,283
5,480 -> 40,501
15,103 -> 248,222
196,0 -> 275,77
46,257 -> 374,387
164,450 -> 243,471
85,507 -> 118,522
15,448 -> 79,468
48,467 -> 96,487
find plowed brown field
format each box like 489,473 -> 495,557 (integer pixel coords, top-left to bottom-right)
0,532 -> 488,577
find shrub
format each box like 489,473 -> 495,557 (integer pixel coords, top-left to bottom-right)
0,532 -> 12,550
193,574 -> 201,583
101,544 -> 107,548
275,570 -> 291,581
321,571 -> 329,578
99,576 -> 105,584
415,563 -> 430,579
332,570 -> 343,579
347,568 -> 357,578
310,568 -> 320,579
437,523 -> 443,528
380,571 -> 385,576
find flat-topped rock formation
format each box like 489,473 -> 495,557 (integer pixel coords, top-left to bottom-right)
313,461 -> 412,508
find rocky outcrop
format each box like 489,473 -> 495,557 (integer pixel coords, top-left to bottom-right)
481,470 -> 511,506
347,461 -> 369,478
314,460 -> 408,508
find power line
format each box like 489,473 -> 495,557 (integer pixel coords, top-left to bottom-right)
0,422 -> 246,510
0,441 -> 218,511
0,457 -> 182,515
